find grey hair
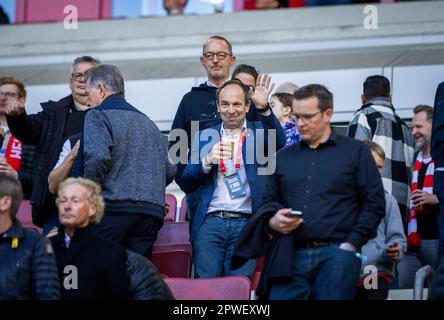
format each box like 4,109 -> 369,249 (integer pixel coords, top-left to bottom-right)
56,178 -> 105,225
71,56 -> 100,73
85,64 -> 125,96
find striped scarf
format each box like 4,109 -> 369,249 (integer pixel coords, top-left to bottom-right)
407,151 -> 434,249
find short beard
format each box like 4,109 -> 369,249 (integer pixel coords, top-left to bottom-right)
415,138 -> 425,152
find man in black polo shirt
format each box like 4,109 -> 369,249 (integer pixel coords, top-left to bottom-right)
232,84 -> 385,300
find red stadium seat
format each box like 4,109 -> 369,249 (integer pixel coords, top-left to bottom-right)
178,196 -> 187,222
155,222 -> 190,245
16,200 -> 42,234
164,193 -> 177,222
255,256 -> 265,272
15,0 -> 111,24
151,249 -> 192,278
164,276 -> 252,300
153,243 -> 193,259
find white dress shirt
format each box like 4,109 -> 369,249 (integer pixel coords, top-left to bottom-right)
202,120 -> 252,214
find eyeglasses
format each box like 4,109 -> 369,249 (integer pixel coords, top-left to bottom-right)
71,73 -> 87,81
0,91 -> 18,99
293,111 -> 322,123
203,52 -> 232,61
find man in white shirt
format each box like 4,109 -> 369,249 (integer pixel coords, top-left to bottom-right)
180,79 -> 282,278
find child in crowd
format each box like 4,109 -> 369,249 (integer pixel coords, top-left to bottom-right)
355,140 -> 407,300
269,92 -> 300,146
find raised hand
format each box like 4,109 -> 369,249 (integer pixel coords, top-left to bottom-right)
252,73 -> 275,110
5,97 -> 26,116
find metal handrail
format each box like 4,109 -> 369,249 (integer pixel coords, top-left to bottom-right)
413,265 -> 435,300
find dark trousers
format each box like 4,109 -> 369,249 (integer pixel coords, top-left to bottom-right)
95,212 -> 163,259
355,276 -> 391,300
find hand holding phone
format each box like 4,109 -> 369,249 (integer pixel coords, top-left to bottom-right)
289,210 -> 303,217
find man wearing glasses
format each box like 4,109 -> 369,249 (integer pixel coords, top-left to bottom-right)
170,35 -> 284,222
232,84 -> 385,300
5,56 -> 100,234
0,77 -> 36,200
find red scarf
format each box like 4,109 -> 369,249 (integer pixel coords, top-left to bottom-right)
4,135 -> 22,171
407,151 -> 434,249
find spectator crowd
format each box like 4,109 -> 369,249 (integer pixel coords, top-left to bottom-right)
1,34 -> 444,300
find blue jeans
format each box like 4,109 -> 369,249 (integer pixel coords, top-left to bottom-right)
268,245 -> 361,300
192,215 -> 255,278
397,239 -> 439,289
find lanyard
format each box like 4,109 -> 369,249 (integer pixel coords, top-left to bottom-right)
220,128 -> 245,175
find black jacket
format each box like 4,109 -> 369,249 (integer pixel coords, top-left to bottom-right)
432,81 -> 444,168
126,250 -> 175,300
7,95 -> 76,227
0,220 -> 60,300
50,225 -> 130,300
429,256 -> 444,300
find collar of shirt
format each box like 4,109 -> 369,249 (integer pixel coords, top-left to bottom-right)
299,127 -> 338,149
206,78 -> 231,88
220,119 -> 247,137
64,231 -> 72,248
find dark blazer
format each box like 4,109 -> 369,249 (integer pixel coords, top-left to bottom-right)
51,225 -> 130,300
181,116 -> 283,242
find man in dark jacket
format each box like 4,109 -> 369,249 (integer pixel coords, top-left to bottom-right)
431,81 -> 444,259
5,56 -> 100,233
232,84 -> 385,300
169,35 -> 284,222
51,177 -> 129,300
0,173 -> 60,300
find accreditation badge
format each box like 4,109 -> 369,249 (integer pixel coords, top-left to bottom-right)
224,172 -> 246,199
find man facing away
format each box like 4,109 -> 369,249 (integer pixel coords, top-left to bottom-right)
80,64 -> 176,259
347,75 -> 414,230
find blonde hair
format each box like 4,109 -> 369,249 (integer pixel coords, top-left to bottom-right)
362,139 -> 386,160
56,178 -> 105,225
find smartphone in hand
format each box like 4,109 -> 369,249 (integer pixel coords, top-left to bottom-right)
289,210 -> 303,217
